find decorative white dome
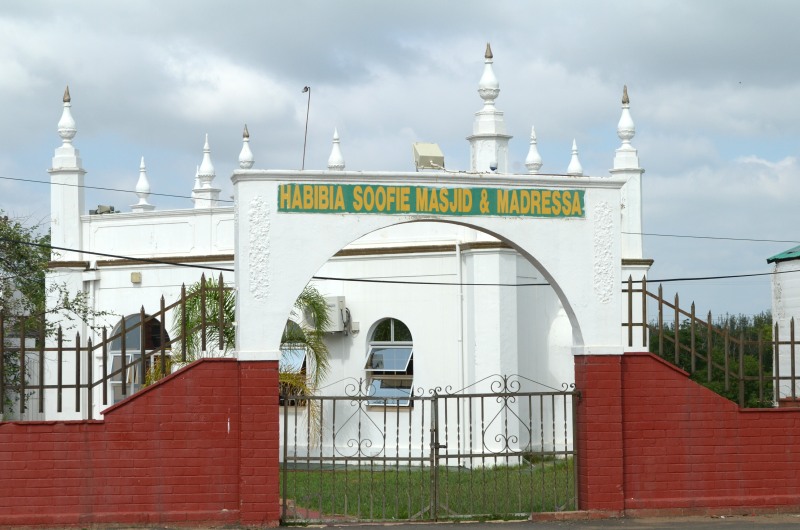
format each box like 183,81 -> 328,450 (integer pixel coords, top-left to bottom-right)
525,126 -> 543,174
327,128 -> 345,171
566,139 -> 583,176
239,124 -> 255,170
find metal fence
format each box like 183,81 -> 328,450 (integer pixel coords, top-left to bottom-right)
281,375 -> 578,523
623,276 -> 800,407
0,273 -> 232,420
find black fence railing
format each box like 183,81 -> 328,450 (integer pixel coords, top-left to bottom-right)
623,276 -> 798,408
1,273 -> 233,420
281,375 -> 578,523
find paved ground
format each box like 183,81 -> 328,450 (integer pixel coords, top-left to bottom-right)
317,514 -> 800,529
14,514 -> 800,529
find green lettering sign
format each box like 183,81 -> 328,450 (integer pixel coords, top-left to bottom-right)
277,183 -> 585,218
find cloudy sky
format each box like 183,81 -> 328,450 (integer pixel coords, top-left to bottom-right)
1,0 -> 799,318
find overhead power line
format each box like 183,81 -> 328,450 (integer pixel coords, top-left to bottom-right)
0,175 -> 234,204
2,174 -> 798,246
626,231 -> 800,245
0,236 -> 233,273
0,235 -> 795,288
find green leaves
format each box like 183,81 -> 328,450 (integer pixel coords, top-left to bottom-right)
171,274 -> 236,362
0,212 -> 49,317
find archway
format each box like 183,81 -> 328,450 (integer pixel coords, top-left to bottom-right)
233,170 -> 626,364
296,219 -> 577,394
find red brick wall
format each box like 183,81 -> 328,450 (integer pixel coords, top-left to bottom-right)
0,358 -> 280,527
576,352 -> 800,516
574,354 -> 625,513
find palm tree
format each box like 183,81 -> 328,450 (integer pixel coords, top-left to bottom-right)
169,275 -> 331,395
173,274 -> 236,362
281,285 -> 331,391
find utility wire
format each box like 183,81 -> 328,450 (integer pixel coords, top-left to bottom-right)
625,231 -> 800,245
0,236 -> 233,273
0,175 -> 234,204
312,275 -> 549,287
1,235 -> 795,287
2,174 -> 797,245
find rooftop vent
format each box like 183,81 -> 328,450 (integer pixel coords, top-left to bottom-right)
413,143 -> 445,171
89,205 -> 117,215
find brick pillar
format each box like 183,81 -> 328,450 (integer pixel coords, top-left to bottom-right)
239,360 -> 280,526
574,354 -> 625,513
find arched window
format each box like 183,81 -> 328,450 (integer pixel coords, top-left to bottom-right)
108,314 -> 169,403
364,318 -> 413,406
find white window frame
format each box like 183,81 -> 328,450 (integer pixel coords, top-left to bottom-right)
364,343 -> 413,373
280,345 -> 307,373
365,317 -> 414,407
367,376 -> 413,407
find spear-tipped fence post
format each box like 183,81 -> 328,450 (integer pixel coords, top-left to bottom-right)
724,327 -> 730,392
690,303 -> 696,373
87,337 -> 94,418
20,318 -> 27,416
674,292 -> 680,365
791,317 -> 796,400
74,331 -> 80,412
757,329 -> 764,405
180,283 -> 187,363
121,316 -> 127,398
218,273 -> 225,353
102,326 -> 108,405
626,276 -> 633,347
38,314 -> 45,414
57,326 -> 63,412
657,284 -> 664,357
738,332 -> 745,407
139,306 -> 146,391
707,311 -> 713,383
160,296 -> 167,380
200,273 -> 207,356
641,275 -> 648,347
774,322 -> 781,404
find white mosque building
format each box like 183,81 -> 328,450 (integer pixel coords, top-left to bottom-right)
38,44 -> 648,424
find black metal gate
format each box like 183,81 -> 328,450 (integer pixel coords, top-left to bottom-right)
280,374 -> 578,523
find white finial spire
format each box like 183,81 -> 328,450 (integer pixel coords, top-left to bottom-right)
525,126 -> 543,174
478,43 -> 500,108
239,124 -> 254,169
131,156 -> 155,212
617,85 -> 635,149
327,128 -> 345,171
567,139 -> 584,176
613,85 -> 641,170
194,135 -> 221,208
198,133 -> 215,183
468,43 -> 512,173
49,86 -> 85,262
58,86 -> 77,146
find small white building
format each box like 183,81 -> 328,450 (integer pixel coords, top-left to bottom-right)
41,45 -> 648,433
768,245 -> 800,400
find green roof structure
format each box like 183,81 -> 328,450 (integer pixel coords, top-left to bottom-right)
767,245 -> 800,264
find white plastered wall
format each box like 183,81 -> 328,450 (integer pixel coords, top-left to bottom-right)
233,170 -> 626,365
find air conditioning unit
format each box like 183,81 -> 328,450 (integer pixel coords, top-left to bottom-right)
324,296 -> 348,333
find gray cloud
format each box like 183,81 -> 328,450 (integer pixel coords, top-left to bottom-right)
2,0 -> 800,316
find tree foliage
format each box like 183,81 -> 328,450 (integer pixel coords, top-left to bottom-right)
171,277 -> 331,394
170,275 -> 236,362
1,211 -> 113,414
1,212 -> 50,412
0,213 -> 50,317
649,311 -> 774,407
